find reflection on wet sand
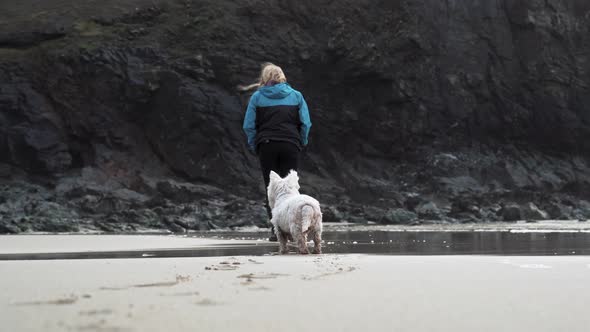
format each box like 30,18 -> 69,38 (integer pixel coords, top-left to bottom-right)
2,231 -> 590,260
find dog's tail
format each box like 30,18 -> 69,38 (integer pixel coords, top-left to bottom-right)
236,82 -> 261,92
301,204 -> 320,232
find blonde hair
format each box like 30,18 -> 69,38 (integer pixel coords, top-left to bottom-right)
238,62 -> 287,92
260,63 -> 287,85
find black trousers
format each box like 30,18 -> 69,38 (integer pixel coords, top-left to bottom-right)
258,140 -> 300,219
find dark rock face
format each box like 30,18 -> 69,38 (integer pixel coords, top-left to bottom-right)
501,203 -> 523,222
1,0 -> 590,233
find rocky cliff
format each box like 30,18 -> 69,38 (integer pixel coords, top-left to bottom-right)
1,0 -> 590,233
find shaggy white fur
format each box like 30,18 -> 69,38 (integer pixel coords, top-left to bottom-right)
267,170 -> 322,254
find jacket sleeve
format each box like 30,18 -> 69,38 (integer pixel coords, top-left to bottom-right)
298,94 -> 312,146
242,93 -> 257,151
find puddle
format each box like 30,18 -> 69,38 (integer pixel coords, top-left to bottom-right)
2,231 -> 590,260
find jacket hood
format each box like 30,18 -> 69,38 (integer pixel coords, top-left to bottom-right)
259,83 -> 294,99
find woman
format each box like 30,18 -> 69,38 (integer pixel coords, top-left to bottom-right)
241,63 -> 312,241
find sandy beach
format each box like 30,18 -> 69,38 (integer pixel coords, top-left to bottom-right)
1,235 -> 590,332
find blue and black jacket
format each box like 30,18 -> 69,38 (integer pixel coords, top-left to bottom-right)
242,83 -> 311,152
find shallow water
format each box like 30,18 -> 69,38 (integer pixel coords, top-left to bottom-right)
2,231 -> 590,260
198,230 -> 590,256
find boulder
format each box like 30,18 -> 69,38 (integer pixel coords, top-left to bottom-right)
521,203 -> 549,221
500,204 -> 522,222
380,209 -> 418,225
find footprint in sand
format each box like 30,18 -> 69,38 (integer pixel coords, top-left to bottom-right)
205,264 -> 239,271
159,291 -> 200,297
99,286 -> 131,291
133,280 -> 179,288
175,274 -> 192,282
220,261 -> 242,266
12,297 -> 78,306
195,298 -> 223,306
75,322 -> 131,332
100,275 -> 191,291
302,266 -> 357,281
237,273 -> 288,287
205,259 -> 245,271
237,273 -> 289,280
240,278 -> 255,286
79,309 -> 114,316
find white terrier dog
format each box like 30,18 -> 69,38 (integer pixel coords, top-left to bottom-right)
267,170 -> 322,254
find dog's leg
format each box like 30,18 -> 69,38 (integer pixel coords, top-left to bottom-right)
277,229 -> 289,254
312,229 -> 322,254
296,206 -> 315,255
291,222 -> 309,255
296,231 -> 309,255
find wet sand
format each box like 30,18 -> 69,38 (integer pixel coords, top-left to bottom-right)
1,235 -> 590,332
4,227 -> 590,260
0,235 -> 253,254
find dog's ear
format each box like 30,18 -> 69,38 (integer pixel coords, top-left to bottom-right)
286,170 -> 299,186
269,170 -> 281,182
